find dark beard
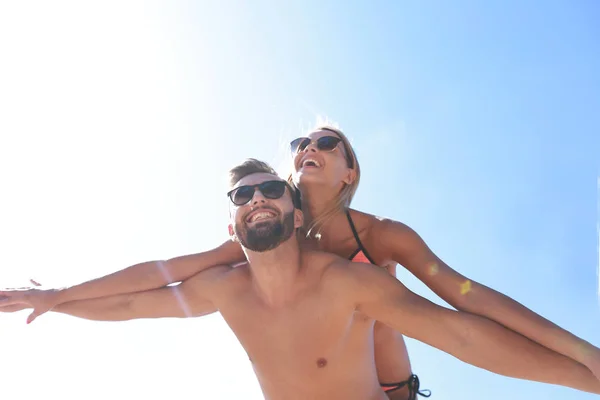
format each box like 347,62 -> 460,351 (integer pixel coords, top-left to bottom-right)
235,211 -> 295,252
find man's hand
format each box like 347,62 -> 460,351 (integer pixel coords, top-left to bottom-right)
0,280 -> 60,323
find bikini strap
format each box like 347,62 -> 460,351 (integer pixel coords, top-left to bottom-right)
345,209 -> 376,264
381,374 -> 431,399
345,209 -> 362,243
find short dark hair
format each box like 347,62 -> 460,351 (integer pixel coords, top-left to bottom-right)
228,158 -> 301,209
228,158 -> 279,187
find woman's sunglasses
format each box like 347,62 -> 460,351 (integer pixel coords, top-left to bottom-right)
290,135 -> 353,168
290,136 -> 342,154
227,180 -> 293,206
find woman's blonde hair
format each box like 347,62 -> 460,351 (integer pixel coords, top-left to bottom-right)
288,123 -> 361,238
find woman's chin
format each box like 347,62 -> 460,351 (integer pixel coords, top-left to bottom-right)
294,170 -> 328,186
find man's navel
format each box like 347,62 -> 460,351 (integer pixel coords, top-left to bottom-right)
316,358 -> 328,368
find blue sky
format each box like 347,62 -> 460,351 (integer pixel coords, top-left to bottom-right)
0,1 -> 599,399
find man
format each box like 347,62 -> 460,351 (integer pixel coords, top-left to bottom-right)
2,159 -> 600,399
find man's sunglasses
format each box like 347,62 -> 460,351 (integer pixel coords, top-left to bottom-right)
290,136 -> 342,154
227,180 -> 295,206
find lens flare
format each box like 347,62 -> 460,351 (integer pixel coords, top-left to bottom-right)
157,261 -> 192,317
460,280 -> 472,295
427,262 -> 439,276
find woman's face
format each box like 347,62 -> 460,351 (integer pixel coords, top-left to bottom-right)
291,129 -> 353,188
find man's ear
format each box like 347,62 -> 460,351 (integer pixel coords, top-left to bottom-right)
294,209 -> 304,229
228,224 -> 237,242
342,168 -> 357,185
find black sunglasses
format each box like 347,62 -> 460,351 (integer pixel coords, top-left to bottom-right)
227,180 -> 294,206
290,135 -> 342,154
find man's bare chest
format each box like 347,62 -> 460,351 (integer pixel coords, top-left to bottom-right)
215,291 -> 373,369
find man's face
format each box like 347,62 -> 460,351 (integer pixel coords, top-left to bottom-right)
228,173 -> 302,252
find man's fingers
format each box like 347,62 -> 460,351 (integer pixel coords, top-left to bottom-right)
27,310 -> 41,324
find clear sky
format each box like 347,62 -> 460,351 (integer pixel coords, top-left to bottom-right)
0,1 -> 599,399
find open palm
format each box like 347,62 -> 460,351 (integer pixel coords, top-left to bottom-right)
0,280 -> 58,323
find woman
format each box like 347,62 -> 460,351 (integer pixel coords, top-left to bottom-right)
2,124 -> 600,399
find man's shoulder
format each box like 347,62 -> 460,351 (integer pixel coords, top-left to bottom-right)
303,249 -> 377,289
183,264 -> 250,303
313,254 -> 392,307
302,249 -> 350,269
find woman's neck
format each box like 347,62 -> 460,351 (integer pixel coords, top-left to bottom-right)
299,183 -> 346,238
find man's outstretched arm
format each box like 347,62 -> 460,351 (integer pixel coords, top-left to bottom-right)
0,240 -> 244,322
378,219 -> 598,373
1,266 -> 230,322
344,261 -> 600,395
